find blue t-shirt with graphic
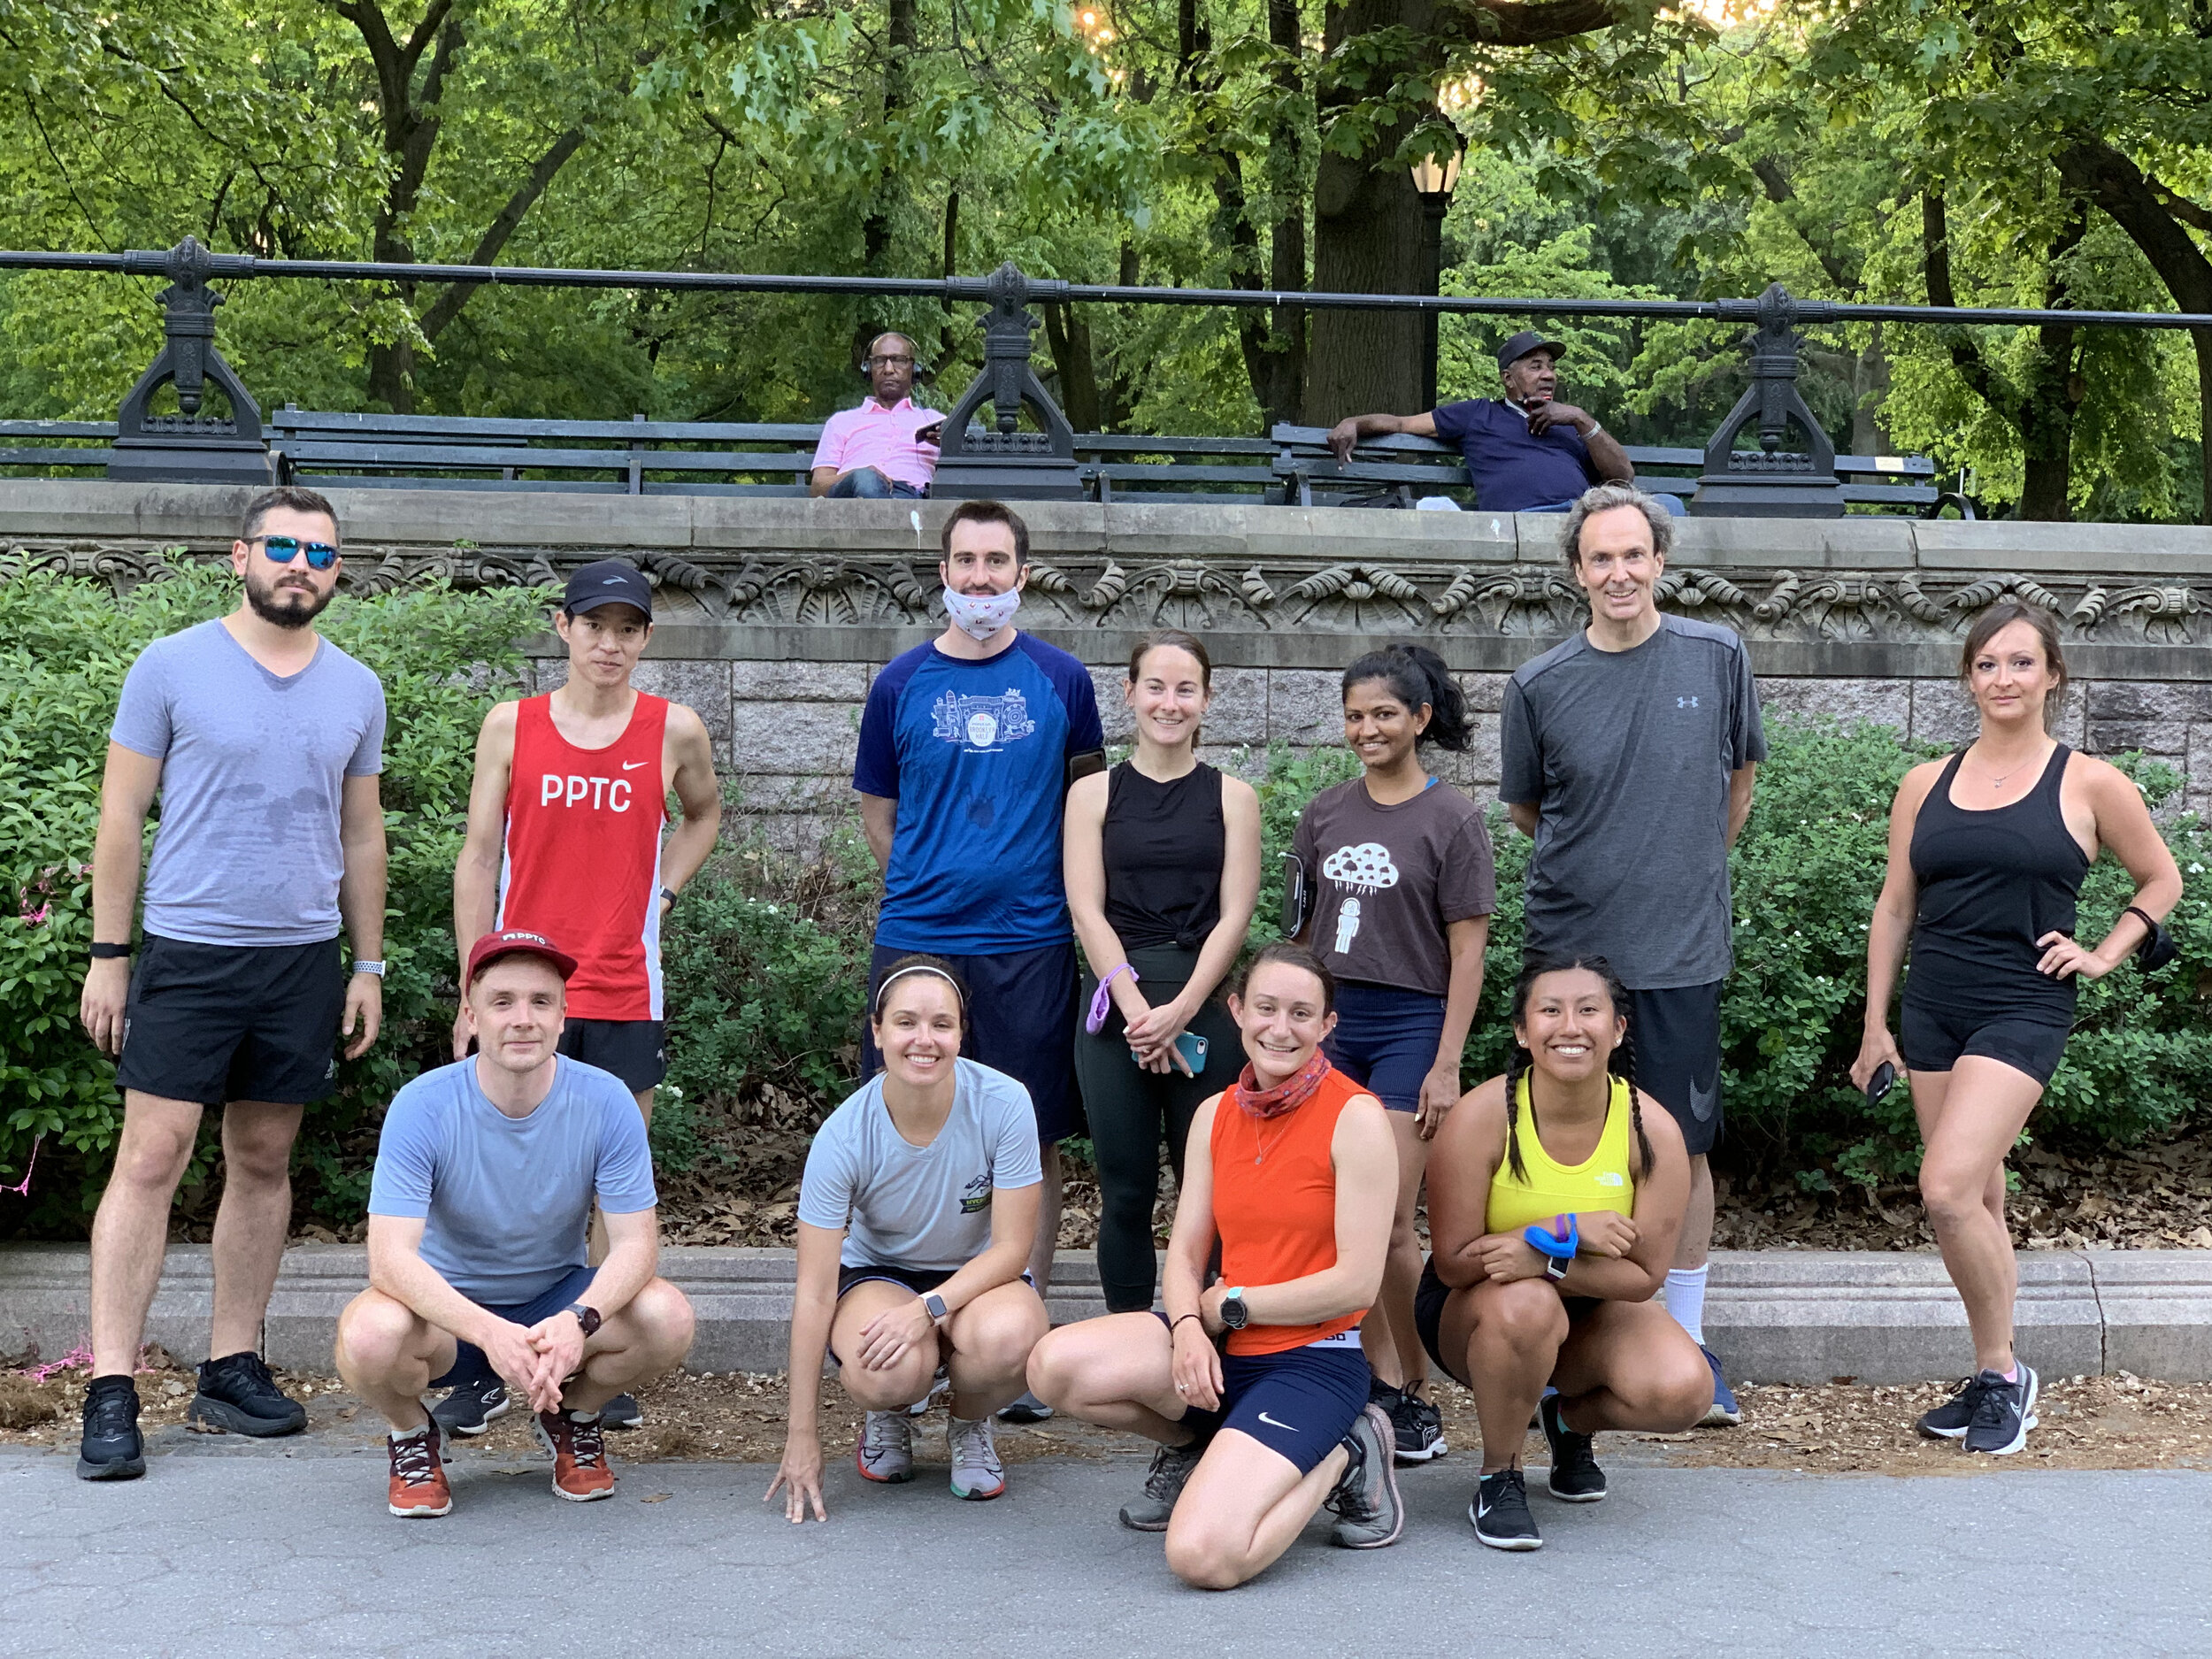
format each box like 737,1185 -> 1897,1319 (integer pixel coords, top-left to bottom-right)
854,634 -> 1102,953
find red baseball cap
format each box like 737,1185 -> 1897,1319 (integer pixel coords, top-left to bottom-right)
465,928 -> 579,985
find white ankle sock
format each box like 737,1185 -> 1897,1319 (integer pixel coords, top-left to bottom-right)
1664,1267 -> 1709,1347
390,1422 -> 432,1443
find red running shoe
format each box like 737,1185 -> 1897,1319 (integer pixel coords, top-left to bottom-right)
535,1409 -> 618,1502
387,1422 -> 452,1518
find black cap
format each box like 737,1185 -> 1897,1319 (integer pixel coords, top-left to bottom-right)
563,558 -> 654,618
1496,330 -> 1567,374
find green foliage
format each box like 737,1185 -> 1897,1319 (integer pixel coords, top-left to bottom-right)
0,557 -> 548,1232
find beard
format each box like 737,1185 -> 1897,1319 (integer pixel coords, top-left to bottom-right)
244,568 -> 335,629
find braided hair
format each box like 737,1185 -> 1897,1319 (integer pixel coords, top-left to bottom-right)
1502,953 -> 1655,1186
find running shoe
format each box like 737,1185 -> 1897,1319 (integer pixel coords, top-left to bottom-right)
1916,1374 -> 2041,1441
1540,1393 -> 1607,1502
1389,1386 -> 1448,1464
1471,1468 -> 1543,1551
188,1351 -> 308,1437
1119,1436 -> 1208,1532
1325,1402 -> 1405,1549
76,1376 -> 146,1482
431,1378 -> 510,1438
909,1364 -> 949,1418
856,1409 -> 916,1483
534,1409 -> 617,1502
996,1389 -> 1054,1424
1698,1347 -> 1742,1427
386,1423 -> 452,1518
1962,1364 -> 2039,1456
947,1413 -> 1006,1501
600,1392 -> 644,1431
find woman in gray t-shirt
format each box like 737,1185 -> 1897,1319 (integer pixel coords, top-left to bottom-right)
769,956 -> 1047,1520
1290,644 -> 1496,1465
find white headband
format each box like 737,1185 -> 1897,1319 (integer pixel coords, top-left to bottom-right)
873,964 -> 964,1018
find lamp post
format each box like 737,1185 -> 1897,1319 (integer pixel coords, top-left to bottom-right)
1410,140 -> 1464,412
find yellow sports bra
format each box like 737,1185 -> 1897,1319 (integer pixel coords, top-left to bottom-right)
1486,1073 -> 1637,1236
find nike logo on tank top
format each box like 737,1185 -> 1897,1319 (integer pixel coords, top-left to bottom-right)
498,693 -> 670,1020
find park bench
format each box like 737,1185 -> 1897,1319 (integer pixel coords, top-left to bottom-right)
0,419 -> 121,474
1268,424 -> 1976,518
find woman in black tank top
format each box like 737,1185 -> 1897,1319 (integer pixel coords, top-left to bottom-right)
1065,631 -> 1263,1314
1855,603 -> 2180,1455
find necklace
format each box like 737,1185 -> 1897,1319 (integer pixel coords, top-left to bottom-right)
1970,741 -> 2050,789
1255,1111 -> 1296,1164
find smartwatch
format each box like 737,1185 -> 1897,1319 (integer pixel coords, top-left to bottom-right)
661,887 -> 679,907
1218,1287 -> 1250,1331
922,1292 -> 949,1323
565,1303 -> 602,1339
1545,1255 -> 1570,1283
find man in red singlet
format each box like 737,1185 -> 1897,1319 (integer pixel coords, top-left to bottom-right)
443,558 -> 721,1432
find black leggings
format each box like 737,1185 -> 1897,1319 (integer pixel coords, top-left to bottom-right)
1074,947 -> 1242,1313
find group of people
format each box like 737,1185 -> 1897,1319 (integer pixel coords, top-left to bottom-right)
69,476 -> 2181,1583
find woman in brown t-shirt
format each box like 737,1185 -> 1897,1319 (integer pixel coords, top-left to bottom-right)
1290,643 -> 1496,1465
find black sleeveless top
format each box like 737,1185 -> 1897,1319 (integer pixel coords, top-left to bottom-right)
1907,744 -> 2089,1011
1102,761 -> 1226,952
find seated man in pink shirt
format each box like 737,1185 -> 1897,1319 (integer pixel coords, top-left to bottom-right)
810,332 -> 946,499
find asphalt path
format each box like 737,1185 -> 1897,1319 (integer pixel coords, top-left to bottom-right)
7,1438 -> 2209,1659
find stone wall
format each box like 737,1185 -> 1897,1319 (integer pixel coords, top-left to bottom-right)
5,481 -> 2208,844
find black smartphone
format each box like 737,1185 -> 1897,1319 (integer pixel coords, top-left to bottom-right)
1865,1061 -> 1897,1104
914,421 -> 945,446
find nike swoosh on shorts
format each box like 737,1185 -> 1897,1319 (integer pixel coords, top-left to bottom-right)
1256,1412 -> 1297,1432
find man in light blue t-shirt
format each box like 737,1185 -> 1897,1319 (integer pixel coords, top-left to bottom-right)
334,930 -> 695,1519
852,500 -> 1102,1425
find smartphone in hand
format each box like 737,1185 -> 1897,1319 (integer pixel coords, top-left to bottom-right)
1864,1061 -> 1897,1104
914,421 -> 944,446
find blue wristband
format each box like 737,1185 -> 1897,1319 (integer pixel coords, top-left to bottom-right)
1523,1216 -> 1578,1260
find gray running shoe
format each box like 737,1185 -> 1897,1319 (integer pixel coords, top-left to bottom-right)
1118,1437 -> 1207,1532
432,1378 -> 510,1438
856,1409 -> 915,1483
996,1389 -> 1054,1424
1325,1402 -> 1405,1549
947,1413 -> 1006,1501
1963,1364 -> 2039,1456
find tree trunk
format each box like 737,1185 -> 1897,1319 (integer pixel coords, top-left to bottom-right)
1305,0 -> 1434,424
1849,328 -> 1892,457
1042,303 -> 1103,432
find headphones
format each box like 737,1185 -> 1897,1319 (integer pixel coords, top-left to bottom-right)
860,331 -> 919,380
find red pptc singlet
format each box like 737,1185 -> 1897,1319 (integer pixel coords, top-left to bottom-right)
497,692 -> 669,1020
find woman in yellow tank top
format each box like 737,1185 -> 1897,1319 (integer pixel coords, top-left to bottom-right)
1419,955 -> 1712,1552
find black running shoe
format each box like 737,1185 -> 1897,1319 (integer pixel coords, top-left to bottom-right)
1962,1364 -> 2039,1456
187,1351 -> 307,1437
432,1377 -> 511,1438
1540,1393 -> 1607,1502
600,1392 -> 643,1431
77,1376 -> 146,1481
1918,1373 -> 2041,1442
1389,1387 -> 1448,1465
1470,1467 -> 1542,1551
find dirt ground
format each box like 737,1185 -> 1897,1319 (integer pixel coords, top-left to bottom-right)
7,1362 -> 2209,1478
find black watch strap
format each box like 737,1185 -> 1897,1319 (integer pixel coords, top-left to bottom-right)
565,1302 -> 603,1338
88,942 -> 132,959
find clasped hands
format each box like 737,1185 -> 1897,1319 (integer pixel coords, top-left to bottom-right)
480,1309 -> 593,1414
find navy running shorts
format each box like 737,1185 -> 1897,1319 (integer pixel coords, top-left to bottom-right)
1899,991 -> 2071,1088
429,1263 -> 599,1389
116,934 -> 346,1108
556,1018 -> 667,1094
1324,982 -> 1446,1114
1625,979 -> 1724,1156
1173,1338 -> 1371,1477
862,941 -> 1080,1143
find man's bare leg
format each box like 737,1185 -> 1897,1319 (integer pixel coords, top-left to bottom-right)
88,1093 -> 203,1377
206,1101 -> 306,1359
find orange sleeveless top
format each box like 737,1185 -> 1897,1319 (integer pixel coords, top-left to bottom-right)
1209,1064 -> 1371,1356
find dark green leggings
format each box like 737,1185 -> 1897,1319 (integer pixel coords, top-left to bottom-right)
1074,948 -> 1244,1313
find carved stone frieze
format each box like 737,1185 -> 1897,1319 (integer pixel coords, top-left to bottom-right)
2,538 -> 2200,647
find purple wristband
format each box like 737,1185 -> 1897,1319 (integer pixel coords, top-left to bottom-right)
1086,962 -> 1139,1034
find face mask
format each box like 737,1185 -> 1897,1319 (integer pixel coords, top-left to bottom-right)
942,585 -> 1021,641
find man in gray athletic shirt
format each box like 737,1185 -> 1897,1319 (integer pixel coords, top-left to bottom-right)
1499,481 -> 1765,1425
76,485 -> 389,1480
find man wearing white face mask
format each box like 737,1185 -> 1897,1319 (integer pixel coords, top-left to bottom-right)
854,502 -> 1103,1421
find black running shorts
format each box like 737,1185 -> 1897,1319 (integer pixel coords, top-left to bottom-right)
1899,991 -> 2071,1088
1624,979 -> 1724,1156
555,1018 -> 667,1094
115,934 -> 346,1107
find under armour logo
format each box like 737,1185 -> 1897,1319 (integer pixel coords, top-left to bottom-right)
1677,695 -> 1700,709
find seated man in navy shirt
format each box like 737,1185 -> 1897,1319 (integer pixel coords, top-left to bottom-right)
1326,331 -> 1673,514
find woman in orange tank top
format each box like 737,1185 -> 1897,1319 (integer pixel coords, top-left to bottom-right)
1027,943 -> 1404,1587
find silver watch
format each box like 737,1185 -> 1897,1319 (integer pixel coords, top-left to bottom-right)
352,960 -> 386,978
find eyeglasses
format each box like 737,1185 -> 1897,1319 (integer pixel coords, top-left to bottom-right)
250,534 -> 340,571
868,354 -> 917,368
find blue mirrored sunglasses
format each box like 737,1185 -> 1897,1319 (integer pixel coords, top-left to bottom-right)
252,534 -> 340,571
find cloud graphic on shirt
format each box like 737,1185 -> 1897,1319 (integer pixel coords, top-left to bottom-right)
1321,841 -> 1400,893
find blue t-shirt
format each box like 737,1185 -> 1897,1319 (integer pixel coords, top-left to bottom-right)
366,1056 -> 657,1306
853,634 -> 1103,953
1431,398 -> 1601,512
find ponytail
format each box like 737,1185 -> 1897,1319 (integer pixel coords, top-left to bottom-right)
1340,644 -> 1471,752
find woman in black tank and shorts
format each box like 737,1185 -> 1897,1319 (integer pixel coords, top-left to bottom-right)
1855,603 -> 2179,1455
1065,630 -> 1262,1315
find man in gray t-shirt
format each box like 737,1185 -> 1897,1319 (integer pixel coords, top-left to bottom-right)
75,487 -> 390,1484
1499,484 -> 1764,1423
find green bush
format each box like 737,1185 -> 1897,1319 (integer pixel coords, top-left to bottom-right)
0,556 -> 550,1233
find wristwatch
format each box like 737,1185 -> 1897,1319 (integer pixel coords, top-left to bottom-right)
352,959 -> 386,978
922,1292 -> 949,1323
660,887 -> 679,907
1219,1287 -> 1250,1331
1544,1255 -> 1570,1284
565,1302 -> 602,1338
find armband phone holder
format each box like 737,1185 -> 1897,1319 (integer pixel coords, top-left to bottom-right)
1280,852 -> 1310,937
1523,1215 -> 1578,1260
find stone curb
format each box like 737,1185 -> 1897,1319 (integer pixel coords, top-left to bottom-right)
4,1243 -> 2208,1383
